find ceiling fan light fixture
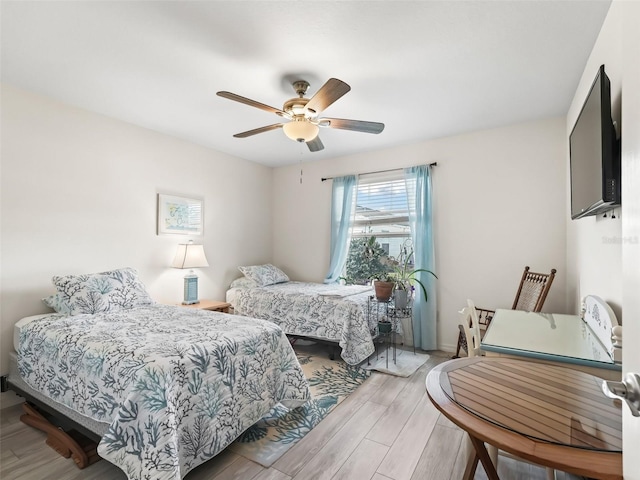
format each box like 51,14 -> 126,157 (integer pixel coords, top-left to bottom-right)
219,77 -> 382,152
283,97 -> 310,117
283,119 -> 319,142
291,104 -> 306,116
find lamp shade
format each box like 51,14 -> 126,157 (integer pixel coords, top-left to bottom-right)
283,119 -> 319,142
171,243 -> 209,269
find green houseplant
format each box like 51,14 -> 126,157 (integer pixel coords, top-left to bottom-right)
372,272 -> 395,301
361,236 -> 396,301
391,244 -> 437,309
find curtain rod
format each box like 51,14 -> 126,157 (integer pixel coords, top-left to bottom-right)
321,162 -> 437,182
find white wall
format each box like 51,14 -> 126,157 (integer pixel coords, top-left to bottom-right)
619,1 -> 640,474
0,85 -> 273,406
565,2 -> 623,320
272,117 -> 567,352
567,2 -> 640,473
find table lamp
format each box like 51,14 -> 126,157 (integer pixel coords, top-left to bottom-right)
171,240 -> 209,305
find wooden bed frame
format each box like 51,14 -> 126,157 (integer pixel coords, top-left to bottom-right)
2,374 -> 102,469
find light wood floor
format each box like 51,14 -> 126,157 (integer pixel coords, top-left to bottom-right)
1,350 -> 583,480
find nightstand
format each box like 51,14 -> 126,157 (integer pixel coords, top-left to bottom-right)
177,300 -> 231,313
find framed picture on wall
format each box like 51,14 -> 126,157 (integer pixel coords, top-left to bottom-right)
157,194 -> 203,235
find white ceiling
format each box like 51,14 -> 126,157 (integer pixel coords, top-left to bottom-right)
1,1 -> 611,167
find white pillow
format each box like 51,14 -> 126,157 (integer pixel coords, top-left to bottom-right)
238,264 -> 289,287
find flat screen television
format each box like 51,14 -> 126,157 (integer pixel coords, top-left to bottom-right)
569,64 -> 621,220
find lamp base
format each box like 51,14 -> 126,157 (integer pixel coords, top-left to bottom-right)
181,300 -> 200,305
182,275 -> 199,305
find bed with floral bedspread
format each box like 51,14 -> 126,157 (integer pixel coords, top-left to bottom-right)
17,304 -> 311,480
232,281 -> 377,365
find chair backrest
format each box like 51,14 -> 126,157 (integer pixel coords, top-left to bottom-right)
460,299 -> 482,357
512,266 -> 557,312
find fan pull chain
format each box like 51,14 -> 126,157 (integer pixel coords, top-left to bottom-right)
299,145 -> 304,184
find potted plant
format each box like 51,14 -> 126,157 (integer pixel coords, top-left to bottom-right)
377,318 -> 393,333
372,272 -> 395,301
391,244 -> 437,309
361,236 -> 396,301
343,236 -> 437,305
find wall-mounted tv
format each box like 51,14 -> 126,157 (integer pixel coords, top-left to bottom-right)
569,64 -> 621,220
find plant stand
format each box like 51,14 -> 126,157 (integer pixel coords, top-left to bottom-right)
367,295 -> 415,367
392,304 -> 415,354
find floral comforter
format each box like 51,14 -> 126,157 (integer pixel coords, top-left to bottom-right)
17,305 -> 310,480
233,282 -> 377,365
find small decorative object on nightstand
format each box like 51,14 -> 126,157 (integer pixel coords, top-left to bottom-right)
178,300 -> 231,313
171,240 -> 209,305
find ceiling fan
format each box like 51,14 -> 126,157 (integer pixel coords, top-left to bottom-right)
217,78 -> 384,152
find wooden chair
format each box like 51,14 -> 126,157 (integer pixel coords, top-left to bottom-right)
454,266 -> 557,358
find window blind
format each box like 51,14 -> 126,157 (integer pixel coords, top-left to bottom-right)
353,170 -> 412,258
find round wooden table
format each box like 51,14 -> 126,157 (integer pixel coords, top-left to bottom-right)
426,357 -> 622,480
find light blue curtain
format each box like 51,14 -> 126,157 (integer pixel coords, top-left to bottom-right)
404,165 -> 437,350
324,175 -> 357,284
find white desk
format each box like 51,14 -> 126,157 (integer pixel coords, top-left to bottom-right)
481,309 -> 621,380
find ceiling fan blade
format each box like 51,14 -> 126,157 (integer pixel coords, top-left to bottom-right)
306,136 -> 324,152
321,117 -> 385,134
304,78 -> 351,114
233,124 -> 283,138
217,91 -> 288,117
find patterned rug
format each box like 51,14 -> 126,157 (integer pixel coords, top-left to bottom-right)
229,344 -> 370,467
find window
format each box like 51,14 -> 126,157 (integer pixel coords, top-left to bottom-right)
345,170 -> 413,284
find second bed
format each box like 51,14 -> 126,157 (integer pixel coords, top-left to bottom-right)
228,280 -> 378,365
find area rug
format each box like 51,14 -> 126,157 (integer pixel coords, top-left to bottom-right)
229,344 -> 370,467
363,348 -> 430,377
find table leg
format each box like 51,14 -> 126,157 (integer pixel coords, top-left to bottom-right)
462,434 -> 479,480
468,434 -> 500,480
